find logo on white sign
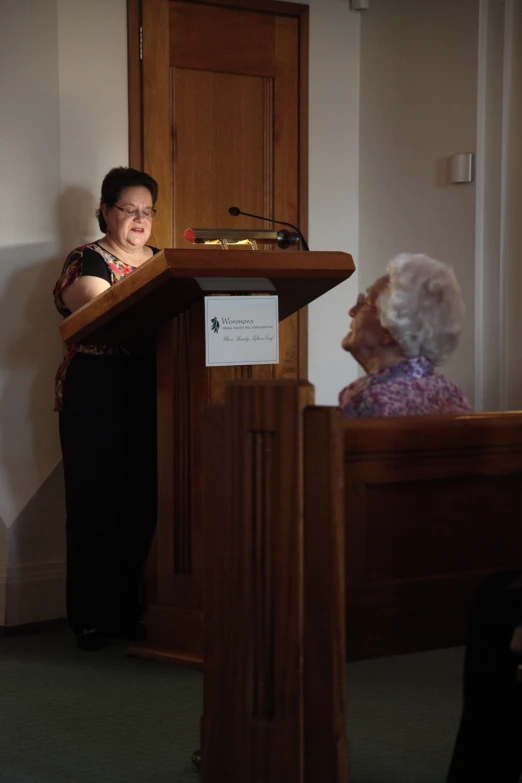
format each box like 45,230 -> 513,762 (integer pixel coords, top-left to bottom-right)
205,296 -> 279,367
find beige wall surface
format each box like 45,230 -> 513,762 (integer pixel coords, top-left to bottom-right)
358,0 -> 522,411
0,0 -> 63,624
0,0 -> 128,625
304,0 -> 361,404
358,0 -> 480,405
503,0 -> 522,411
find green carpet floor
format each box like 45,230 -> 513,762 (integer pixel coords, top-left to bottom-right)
0,630 -> 464,783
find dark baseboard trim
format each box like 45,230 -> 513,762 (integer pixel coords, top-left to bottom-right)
0,618 -> 68,637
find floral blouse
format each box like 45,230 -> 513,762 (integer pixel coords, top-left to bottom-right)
339,356 -> 471,418
53,242 -> 156,411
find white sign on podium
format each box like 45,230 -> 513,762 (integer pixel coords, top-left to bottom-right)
204,295 -> 279,367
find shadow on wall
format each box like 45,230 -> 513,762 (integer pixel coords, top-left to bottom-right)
0,187 -> 98,625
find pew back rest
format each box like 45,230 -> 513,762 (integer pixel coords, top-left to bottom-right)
342,412 -> 522,658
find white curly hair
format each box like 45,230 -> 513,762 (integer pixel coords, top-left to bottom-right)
376,253 -> 465,366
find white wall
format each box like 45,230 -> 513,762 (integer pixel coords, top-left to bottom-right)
0,1 -> 61,248
476,0 -> 506,411
0,0 -> 63,623
57,0 -> 129,249
358,0 -> 479,405
0,0 -> 62,525
305,0 -> 361,404
358,0 -> 522,412
0,0 -> 128,625
502,0 -> 522,410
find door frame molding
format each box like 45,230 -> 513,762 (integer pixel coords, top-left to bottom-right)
127,0 -> 310,374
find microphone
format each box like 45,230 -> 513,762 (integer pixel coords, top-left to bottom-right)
228,206 -> 309,251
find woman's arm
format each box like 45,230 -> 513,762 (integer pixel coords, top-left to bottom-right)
61,275 -> 110,313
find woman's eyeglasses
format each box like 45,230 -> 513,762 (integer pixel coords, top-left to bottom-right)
113,205 -> 157,219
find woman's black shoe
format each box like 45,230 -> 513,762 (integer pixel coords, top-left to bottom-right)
126,619 -> 147,641
191,750 -> 202,771
100,619 -> 147,641
76,628 -> 104,651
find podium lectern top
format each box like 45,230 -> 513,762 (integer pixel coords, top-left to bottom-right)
60,248 -> 355,346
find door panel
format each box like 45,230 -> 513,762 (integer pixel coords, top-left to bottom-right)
170,3 -> 276,76
172,68 -> 272,246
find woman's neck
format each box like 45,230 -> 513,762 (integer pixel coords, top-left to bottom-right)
99,236 -> 150,267
363,347 -> 406,375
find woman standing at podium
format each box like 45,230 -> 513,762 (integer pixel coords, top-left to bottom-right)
54,167 -> 161,651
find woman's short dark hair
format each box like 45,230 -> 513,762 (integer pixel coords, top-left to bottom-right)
96,167 -> 159,233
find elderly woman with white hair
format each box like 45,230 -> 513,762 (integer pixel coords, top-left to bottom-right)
339,253 -> 471,417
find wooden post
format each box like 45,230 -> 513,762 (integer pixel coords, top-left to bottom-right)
202,380 -> 347,783
303,406 -> 348,783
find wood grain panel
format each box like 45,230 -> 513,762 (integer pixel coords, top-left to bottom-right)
343,412 -> 522,660
156,320 -> 176,605
182,0 -> 308,13
142,0 -> 172,248
130,602 -> 204,665
187,297 -> 211,580
263,77 -> 275,225
172,310 -> 192,574
170,2 -> 276,76
343,412 -> 522,454
200,403 -> 227,765
202,384 -> 348,781
364,474 -> 522,581
297,7 -> 310,378
60,249 -> 354,345
345,573 -> 491,661
303,406 -> 348,783
297,5 -> 309,244
202,380 -> 314,782
274,15 -> 298,221
250,431 -> 276,722
127,0 -> 142,169
172,68 -> 269,247
156,299 -> 207,606
344,484 -> 367,588
273,14 -> 299,380
128,0 -> 315,667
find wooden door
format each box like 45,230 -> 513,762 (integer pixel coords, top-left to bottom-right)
127,0 -> 309,665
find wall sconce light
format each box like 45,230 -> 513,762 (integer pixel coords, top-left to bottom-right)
449,153 -> 475,184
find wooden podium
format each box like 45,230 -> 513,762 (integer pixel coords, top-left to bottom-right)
61,248 -> 355,666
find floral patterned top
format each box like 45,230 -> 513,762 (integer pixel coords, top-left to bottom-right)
53,242 -> 158,411
339,356 -> 471,418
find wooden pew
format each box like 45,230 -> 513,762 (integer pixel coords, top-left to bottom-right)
201,381 -> 347,783
200,380 -> 522,782
343,413 -> 522,659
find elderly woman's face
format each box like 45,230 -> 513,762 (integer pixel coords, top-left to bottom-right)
103,186 -> 154,249
342,275 -> 391,365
